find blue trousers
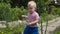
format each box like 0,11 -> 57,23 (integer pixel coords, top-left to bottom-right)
23,26 -> 38,34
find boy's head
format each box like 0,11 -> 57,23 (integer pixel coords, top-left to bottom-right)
28,1 -> 36,13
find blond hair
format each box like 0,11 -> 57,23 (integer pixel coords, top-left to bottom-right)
28,1 -> 36,8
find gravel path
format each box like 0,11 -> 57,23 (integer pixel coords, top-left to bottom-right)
39,17 -> 60,34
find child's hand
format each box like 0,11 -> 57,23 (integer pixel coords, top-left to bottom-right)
22,15 -> 28,18
22,15 -> 26,18
27,23 -> 32,26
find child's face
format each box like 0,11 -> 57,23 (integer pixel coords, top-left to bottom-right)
28,5 -> 35,13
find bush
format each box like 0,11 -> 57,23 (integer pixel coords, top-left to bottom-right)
0,2 -> 11,21
10,6 -> 27,21
0,23 -> 26,34
0,2 -> 27,21
52,6 -> 60,16
40,12 -> 57,22
0,0 -> 11,3
54,31 -> 60,34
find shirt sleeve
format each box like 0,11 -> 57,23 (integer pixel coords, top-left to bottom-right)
35,13 -> 40,20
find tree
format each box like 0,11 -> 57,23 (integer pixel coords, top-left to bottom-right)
36,0 -> 49,15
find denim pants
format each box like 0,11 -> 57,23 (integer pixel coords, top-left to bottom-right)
23,26 -> 38,34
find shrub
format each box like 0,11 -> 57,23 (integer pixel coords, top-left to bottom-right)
52,6 -> 60,16
0,2 -> 27,21
0,24 -> 26,34
0,2 -> 11,21
40,12 -> 57,22
54,31 -> 60,34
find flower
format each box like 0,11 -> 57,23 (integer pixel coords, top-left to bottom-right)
2,32 -> 4,34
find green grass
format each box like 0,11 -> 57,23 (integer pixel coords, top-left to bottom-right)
0,23 -> 26,34
54,31 -> 60,34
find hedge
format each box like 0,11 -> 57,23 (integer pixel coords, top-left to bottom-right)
0,2 -> 27,21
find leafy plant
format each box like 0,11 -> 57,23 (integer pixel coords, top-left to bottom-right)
0,2 -> 27,21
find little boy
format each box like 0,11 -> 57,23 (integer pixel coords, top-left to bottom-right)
22,1 -> 39,34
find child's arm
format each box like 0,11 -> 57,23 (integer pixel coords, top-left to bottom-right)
28,19 -> 39,25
